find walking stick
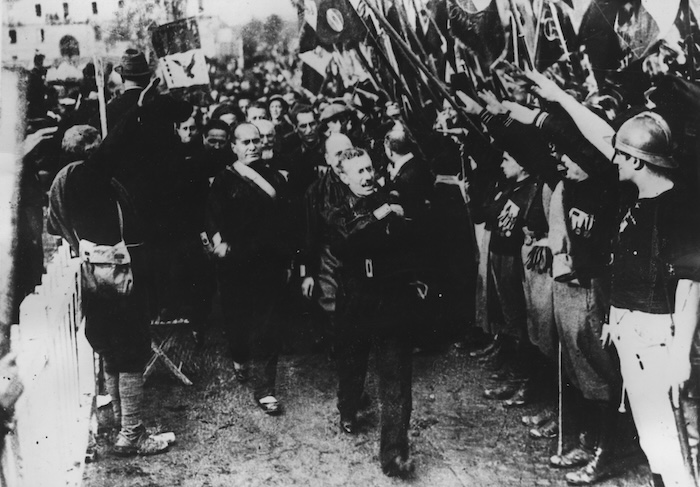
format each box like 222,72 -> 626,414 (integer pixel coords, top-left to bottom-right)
558,342 -> 563,456
671,388 -> 700,487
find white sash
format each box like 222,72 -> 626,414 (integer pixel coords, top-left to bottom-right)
232,161 -> 277,199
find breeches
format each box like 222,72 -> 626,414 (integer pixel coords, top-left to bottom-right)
84,290 -> 151,374
609,306 -> 694,486
554,279 -> 618,401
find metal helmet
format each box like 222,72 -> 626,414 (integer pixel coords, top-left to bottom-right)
613,111 -> 676,168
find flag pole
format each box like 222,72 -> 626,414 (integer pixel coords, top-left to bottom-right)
350,11 -> 422,112
94,55 -> 108,139
361,0 -> 488,140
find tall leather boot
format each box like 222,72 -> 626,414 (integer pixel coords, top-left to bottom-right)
566,400 -> 617,485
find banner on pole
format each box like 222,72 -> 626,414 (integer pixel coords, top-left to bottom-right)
152,18 -> 210,89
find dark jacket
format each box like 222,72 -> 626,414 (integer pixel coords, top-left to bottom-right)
207,160 -> 293,271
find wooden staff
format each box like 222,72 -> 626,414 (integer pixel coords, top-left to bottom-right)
94,56 -> 108,139
361,0 -> 488,141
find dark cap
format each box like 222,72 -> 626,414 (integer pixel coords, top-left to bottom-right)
115,48 -> 151,78
319,103 -> 349,123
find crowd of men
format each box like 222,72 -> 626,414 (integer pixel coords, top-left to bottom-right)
14,32 -> 700,485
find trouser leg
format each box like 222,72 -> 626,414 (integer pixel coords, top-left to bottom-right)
119,372 -> 144,440
378,333 -> 413,468
105,371 -> 121,426
336,327 -> 371,419
611,310 -> 694,487
250,304 -> 281,400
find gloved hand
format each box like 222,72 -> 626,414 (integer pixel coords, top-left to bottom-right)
525,245 -> 553,274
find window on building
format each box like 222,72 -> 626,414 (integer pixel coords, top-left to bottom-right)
35,4 -> 42,17
92,2 -> 98,14
94,25 -> 101,41
62,2 -> 69,19
40,28 -> 45,42
9,30 -> 17,44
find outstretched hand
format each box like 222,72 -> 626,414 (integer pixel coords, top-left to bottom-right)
23,126 -> 58,156
455,91 -> 482,115
137,77 -> 161,107
478,90 -> 508,115
525,70 -> 565,103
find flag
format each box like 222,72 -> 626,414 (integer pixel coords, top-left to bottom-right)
299,46 -> 334,75
151,18 -> 210,89
614,0 -> 681,63
448,0 -> 507,71
534,0 -> 577,71
304,0 -> 366,47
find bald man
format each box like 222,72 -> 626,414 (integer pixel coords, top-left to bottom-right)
252,119 -> 276,160
207,122 -> 294,415
299,133 -> 354,348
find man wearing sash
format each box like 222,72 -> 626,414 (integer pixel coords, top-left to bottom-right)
207,123 -> 292,415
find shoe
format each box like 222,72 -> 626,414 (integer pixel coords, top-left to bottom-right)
529,417 -> 558,439
483,382 -> 519,400
565,448 -> 613,485
470,340 -> 498,358
256,395 -> 282,416
482,351 -> 507,371
649,473 -> 665,487
522,407 -> 555,427
490,367 -> 527,382
340,415 -> 356,434
382,455 -> 415,479
550,446 -> 594,469
233,362 -> 249,383
111,429 -> 170,457
477,343 -> 503,364
502,382 -> 532,408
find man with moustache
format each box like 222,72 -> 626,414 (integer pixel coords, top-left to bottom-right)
207,122 -> 292,415
329,148 -> 421,478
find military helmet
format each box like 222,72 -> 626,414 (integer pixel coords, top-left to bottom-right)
613,111 -> 676,168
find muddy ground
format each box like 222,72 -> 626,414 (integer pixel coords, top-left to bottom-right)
83,319 -> 653,487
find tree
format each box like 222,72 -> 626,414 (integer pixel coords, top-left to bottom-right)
263,14 -> 284,48
106,0 -> 166,54
239,15 -> 297,67
241,18 -> 265,63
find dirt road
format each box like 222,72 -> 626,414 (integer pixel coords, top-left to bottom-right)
83,326 -> 651,487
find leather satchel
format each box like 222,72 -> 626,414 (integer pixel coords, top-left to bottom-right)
78,201 -> 134,297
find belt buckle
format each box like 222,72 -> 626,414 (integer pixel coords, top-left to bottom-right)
365,258 -> 374,278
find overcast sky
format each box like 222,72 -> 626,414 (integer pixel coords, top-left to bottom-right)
199,0 -> 298,25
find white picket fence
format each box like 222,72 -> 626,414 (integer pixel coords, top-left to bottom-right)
2,239 -> 96,487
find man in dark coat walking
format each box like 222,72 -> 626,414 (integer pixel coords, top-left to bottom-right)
330,148 -> 424,478
207,123 -> 294,415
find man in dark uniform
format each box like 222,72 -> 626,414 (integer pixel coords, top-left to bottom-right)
300,133 -> 354,348
382,126 -> 436,346
330,148 -> 423,478
207,122 -> 293,415
286,105 -> 325,197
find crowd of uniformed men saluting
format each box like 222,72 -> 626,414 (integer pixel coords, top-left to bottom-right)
13,18 -> 700,484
